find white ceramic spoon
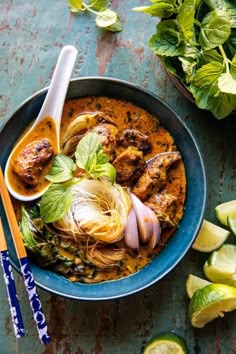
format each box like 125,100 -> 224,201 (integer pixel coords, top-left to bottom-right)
4,45 -> 78,202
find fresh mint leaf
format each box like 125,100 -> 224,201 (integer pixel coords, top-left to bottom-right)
89,0 -> 111,11
190,62 -> 224,109
75,132 -> 101,170
227,9 -> 236,28
132,0 -> 179,19
67,0 -> 84,12
179,56 -> 197,80
40,184 -> 72,223
90,163 -> 116,184
177,0 -> 195,39
45,154 -> 76,183
191,62 -> 224,89
95,9 -> 118,28
21,207 -> 38,248
96,150 -> 109,164
105,16 -> 123,32
231,55 -> 236,78
75,132 -> 116,183
207,82 -> 236,119
224,0 -> 236,28
218,72 -> 236,94
149,20 -> 185,57
67,0 -> 122,32
199,9 -> 231,50
204,0 -> 225,10
202,49 -> 224,64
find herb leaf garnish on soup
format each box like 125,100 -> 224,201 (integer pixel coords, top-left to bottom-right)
14,96 -> 186,284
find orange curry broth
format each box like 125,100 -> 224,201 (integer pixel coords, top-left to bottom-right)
7,116 -> 58,196
59,96 -> 187,281
11,97 -> 186,282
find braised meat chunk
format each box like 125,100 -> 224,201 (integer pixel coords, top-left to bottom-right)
121,129 -> 151,153
132,151 -> 181,201
145,192 -> 179,228
112,146 -> 146,185
12,138 -> 53,186
89,123 -> 119,161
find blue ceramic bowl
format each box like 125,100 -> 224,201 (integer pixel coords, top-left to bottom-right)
0,77 -> 206,300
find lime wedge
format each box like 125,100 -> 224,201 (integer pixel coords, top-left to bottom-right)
189,283 -> 236,328
192,219 -> 230,252
215,200 -> 236,226
227,216 -> 236,236
203,244 -> 236,287
143,332 -> 188,354
186,274 -> 211,299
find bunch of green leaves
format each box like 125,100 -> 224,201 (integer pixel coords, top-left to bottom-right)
40,132 -> 116,223
67,0 -> 122,32
133,0 -> 236,119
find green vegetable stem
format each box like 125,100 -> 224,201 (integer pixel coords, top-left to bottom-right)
133,0 -> 236,119
67,0 -> 122,32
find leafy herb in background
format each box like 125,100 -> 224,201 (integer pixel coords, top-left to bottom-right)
133,0 -> 236,119
67,0 -> 122,32
40,132 -> 116,223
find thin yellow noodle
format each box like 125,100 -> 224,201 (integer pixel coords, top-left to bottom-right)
54,179 -> 131,243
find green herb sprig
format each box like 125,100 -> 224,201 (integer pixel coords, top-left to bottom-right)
133,0 -> 236,119
67,0 -> 122,32
40,132 -> 116,223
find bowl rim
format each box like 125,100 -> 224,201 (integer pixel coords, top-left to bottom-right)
0,76 -> 206,300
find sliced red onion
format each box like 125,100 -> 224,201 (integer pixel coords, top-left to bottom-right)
148,208 -> 161,249
130,192 -> 153,243
124,207 -> 139,249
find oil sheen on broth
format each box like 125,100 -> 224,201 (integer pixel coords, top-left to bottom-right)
59,96 -> 186,282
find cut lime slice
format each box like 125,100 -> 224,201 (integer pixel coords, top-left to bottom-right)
203,244 -> 236,287
227,216 -> 236,236
186,274 -> 211,299
143,332 -> 188,354
192,219 -> 230,252
189,283 -> 236,328
215,200 -> 236,226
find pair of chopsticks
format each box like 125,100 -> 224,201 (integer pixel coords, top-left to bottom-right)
0,167 -> 50,344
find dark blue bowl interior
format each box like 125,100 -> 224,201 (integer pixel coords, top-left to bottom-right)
0,77 -> 206,300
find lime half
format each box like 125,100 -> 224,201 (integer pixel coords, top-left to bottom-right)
186,274 -> 211,299
192,219 -> 230,252
189,283 -> 236,328
215,200 -> 236,226
143,332 -> 188,354
203,244 -> 236,287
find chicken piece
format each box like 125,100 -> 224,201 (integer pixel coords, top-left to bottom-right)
121,129 -> 151,153
112,146 -> 146,186
62,112 -> 117,157
12,138 -> 53,186
132,151 -> 181,201
145,192 -> 178,228
88,123 -> 119,161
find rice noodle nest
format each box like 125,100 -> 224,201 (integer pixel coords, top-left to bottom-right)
55,178 -> 131,243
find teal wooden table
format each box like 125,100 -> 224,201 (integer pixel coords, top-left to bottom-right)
1,1 -> 236,353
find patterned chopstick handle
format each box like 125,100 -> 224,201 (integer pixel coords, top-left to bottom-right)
19,257 -> 51,344
0,250 -> 25,338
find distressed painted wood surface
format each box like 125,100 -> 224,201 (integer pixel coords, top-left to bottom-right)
1,1 -> 236,353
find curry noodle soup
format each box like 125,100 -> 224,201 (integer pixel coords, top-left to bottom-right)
12,96 -> 186,284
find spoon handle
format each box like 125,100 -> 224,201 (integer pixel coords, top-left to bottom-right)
38,45 -> 78,127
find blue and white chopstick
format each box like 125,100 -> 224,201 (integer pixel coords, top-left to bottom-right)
0,167 -> 50,344
0,217 -> 25,339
